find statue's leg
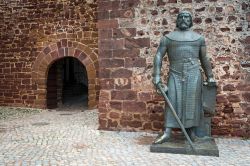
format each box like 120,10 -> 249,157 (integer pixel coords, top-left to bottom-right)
187,127 -> 197,141
153,128 -> 172,144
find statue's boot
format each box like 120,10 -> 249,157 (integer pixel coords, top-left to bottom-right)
187,128 -> 213,142
187,127 -> 197,142
153,128 -> 172,144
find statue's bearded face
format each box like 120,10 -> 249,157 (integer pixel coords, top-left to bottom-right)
176,13 -> 192,30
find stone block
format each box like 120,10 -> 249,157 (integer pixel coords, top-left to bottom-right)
228,94 -> 241,103
111,68 -> 132,78
125,38 -> 150,48
99,68 -> 111,78
127,120 -> 142,128
111,90 -> 137,100
242,92 -> 250,102
168,0 -> 178,2
98,1 -> 120,11
120,0 -> 140,9
100,40 -> 122,50
99,59 -> 124,68
123,101 -> 146,112
138,92 -> 152,101
100,79 -> 115,90
121,113 -> 133,121
78,52 -> 87,61
61,39 -> 68,47
152,121 -> 163,130
125,57 -> 146,67
43,46 -> 51,55
109,112 -> 121,119
181,0 -> 192,3
157,0 -> 166,6
113,28 -> 136,38
149,113 -> 164,121
143,123 -> 153,130
99,29 -> 112,39
110,101 -> 122,110
110,9 -> 135,19
97,11 -> 109,20
216,94 -> 228,104
113,48 -> 140,58
107,119 -> 118,128
99,119 -> 108,129
58,48 -> 65,57
98,20 -> 118,29
114,78 -> 131,90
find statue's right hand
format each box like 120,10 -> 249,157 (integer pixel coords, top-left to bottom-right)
153,77 -> 168,94
152,76 -> 161,86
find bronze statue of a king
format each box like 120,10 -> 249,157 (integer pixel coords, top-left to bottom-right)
152,11 -> 216,144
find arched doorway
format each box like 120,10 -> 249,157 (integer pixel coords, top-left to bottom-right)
32,40 -> 98,109
47,57 -> 88,109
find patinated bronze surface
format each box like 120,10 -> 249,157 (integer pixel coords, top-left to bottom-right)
152,11 -> 217,145
150,132 -> 219,157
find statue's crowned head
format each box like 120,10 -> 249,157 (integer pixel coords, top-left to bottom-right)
176,11 -> 193,30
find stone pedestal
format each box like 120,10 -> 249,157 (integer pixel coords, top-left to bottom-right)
150,133 -> 219,157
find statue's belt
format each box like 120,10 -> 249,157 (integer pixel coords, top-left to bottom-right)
169,64 -> 199,76
170,58 -> 199,64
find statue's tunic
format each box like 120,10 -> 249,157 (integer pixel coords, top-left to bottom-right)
163,30 -> 205,128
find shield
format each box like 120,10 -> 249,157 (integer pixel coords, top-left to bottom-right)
203,82 -> 217,115
195,82 -> 217,137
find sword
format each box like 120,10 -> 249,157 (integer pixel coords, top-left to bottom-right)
156,83 -> 197,153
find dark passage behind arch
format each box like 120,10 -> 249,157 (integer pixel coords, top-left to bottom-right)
46,57 -> 88,109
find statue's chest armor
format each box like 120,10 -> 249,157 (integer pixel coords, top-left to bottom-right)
167,40 -> 200,61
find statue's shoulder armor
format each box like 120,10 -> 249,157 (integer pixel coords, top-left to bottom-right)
165,30 -> 202,42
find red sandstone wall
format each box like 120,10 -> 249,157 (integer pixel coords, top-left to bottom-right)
0,0 -> 98,108
98,0 -> 250,137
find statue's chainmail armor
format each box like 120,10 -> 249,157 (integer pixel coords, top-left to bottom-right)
164,37 -> 204,128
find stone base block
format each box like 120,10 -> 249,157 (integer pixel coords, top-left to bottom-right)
150,133 -> 219,157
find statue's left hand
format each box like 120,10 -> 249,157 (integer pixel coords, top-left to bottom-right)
207,77 -> 216,86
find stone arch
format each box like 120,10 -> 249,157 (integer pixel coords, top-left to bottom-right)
32,39 -> 98,109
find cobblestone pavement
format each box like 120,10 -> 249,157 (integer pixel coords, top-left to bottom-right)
0,106 -> 249,166
0,107 -> 42,120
